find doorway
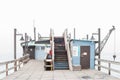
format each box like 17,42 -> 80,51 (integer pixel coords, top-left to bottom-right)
80,46 -> 90,69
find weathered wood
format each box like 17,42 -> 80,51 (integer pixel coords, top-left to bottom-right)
0,54 -> 29,77
6,64 -> 8,76
109,63 -> 111,75
95,64 -> 120,73
96,58 -> 120,65
2,60 -> 119,80
95,58 -> 120,75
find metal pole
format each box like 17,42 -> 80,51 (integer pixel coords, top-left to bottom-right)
34,27 -> 36,41
86,34 -> 88,40
24,33 -> 27,55
74,28 -> 75,39
98,28 -> 101,71
14,28 -> 17,71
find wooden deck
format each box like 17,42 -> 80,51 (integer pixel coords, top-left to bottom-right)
1,60 -> 119,80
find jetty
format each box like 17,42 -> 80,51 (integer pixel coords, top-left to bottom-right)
0,26 -> 120,80
1,60 -> 120,80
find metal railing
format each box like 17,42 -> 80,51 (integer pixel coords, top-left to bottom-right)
95,58 -> 120,75
63,29 -> 73,70
0,54 -> 30,76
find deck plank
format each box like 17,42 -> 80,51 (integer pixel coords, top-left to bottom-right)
1,60 -> 119,80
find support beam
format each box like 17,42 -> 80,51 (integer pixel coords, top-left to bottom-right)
14,29 -> 17,71
98,28 -> 101,71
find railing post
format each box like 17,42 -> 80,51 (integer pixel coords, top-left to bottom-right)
108,63 -> 111,75
18,60 -> 20,69
6,63 -> 8,76
14,60 -> 17,72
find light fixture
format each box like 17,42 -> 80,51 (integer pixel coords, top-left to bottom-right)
20,36 -> 24,41
91,35 -> 95,40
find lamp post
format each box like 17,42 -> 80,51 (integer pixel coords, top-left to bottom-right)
91,28 -> 101,71
14,28 -> 24,71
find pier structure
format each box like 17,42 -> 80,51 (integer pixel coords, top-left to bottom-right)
0,26 -> 120,80
1,60 -> 120,80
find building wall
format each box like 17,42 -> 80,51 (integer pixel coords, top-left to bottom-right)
71,40 -> 95,69
23,46 -> 35,59
35,46 -> 50,60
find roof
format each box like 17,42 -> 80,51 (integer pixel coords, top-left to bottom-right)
21,39 -> 50,47
35,40 -> 50,44
70,39 -> 94,42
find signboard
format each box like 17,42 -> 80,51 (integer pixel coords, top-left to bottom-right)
73,46 -> 78,56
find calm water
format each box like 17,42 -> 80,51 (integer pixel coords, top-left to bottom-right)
0,52 -> 120,79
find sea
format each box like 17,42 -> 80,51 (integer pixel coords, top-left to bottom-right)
0,52 -> 120,79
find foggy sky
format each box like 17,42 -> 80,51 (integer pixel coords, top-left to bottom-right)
0,0 -> 120,61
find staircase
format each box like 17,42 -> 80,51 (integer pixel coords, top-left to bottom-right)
54,37 -> 69,70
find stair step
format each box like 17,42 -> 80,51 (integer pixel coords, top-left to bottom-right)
55,47 -> 65,50
55,44 -> 65,47
55,62 -> 68,65
55,50 -> 66,52
54,66 -> 69,70
55,54 -> 67,56
55,62 -> 69,67
55,56 -> 67,59
55,55 -> 67,57
55,58 -> 67,60
54,37 -> 69,70
55,65 -> 69,67
54,37 -> 64,44
54,60 -> 68,62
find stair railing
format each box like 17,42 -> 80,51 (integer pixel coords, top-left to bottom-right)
50,29 -> 54,70
63,29 -> 73,70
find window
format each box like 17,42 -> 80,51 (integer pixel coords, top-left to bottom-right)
41,46 -> 45,50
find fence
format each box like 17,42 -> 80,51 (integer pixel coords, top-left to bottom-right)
95,58 -> 120,75
0,54 -> 29,76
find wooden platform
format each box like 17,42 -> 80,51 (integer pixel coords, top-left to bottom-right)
1,60 -> 119,80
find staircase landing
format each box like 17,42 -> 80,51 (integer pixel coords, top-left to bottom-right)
1,60 -> 119,80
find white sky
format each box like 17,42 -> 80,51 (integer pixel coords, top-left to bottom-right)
0,0 -> 120,60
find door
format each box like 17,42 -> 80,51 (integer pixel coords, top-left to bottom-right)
80,46 -> 90,69
28,46 -> 35,59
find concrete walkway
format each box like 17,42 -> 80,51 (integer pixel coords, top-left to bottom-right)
1,60 -> 119,80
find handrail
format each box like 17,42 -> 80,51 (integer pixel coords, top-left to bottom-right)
0,54 -> 30,77
63,29 -> 73,70
50,29 -> 54,70
95,58 -> 120,75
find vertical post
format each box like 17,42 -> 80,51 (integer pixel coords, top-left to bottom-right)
34,27 -> 36,41
24,33 -> 27,55
14,29 -> 17,71
38,33 -> 39,41
98,28 -> 101,71
38,33 -> 41,41
86,34 -> 88,40
18,61 -> 20,69
74,28 -> 75,39
108,63 -> 111,75
6,63 -> 8,76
